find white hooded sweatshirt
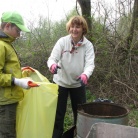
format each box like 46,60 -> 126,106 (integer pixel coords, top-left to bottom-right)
47,34 -> 95,88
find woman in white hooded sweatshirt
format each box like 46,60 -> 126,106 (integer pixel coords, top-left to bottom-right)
47,15 -> 95,138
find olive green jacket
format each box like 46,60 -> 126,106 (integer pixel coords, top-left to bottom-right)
0,30 -> 23,105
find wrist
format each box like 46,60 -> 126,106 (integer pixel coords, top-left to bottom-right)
11,77 -> 15,85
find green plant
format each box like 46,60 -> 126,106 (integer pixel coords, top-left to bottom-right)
128,109 -> 138,127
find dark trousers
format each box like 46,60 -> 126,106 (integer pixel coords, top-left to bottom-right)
52,86 -> 86,138
0,103 -> 17,138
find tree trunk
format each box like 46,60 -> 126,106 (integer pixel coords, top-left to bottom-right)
77,0 -> 92,41
126,0 -> 138,48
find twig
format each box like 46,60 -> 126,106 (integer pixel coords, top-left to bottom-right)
114,80 -> 137,94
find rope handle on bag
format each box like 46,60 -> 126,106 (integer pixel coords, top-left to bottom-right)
21,66 -> 35,72
22,66 -> 40,87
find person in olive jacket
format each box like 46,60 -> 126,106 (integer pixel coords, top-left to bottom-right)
0,11 -> 34,138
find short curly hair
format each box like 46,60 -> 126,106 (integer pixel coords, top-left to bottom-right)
66,16 -> 88,35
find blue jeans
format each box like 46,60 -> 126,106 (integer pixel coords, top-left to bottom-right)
0,103 -> 17,138
52,86 -> 86,138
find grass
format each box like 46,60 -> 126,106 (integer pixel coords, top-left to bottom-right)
128,109 -> 138,127
64,89 -> 95,131
64,99 -> 73,131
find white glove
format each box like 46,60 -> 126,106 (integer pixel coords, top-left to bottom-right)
14,78 -> 33,89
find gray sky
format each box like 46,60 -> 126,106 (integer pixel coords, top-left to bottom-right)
0,0 -> 76,22
0,0 -> 115,25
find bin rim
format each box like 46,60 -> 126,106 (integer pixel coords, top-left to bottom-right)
77,102 -> 129,118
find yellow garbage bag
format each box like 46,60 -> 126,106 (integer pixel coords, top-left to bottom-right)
16,67 -> 58,138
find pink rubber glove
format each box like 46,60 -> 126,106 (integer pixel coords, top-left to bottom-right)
77,74 -> 88,86
50,64 -> 61,74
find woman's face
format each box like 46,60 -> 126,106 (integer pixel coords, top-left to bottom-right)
69,24 -> 83,42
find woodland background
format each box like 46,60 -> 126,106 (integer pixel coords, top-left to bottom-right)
14,0 -> 138,129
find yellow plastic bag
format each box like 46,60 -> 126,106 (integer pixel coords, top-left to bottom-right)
16,67 -> 58,138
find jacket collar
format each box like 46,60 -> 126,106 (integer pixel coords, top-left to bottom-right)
0,30 -> 16,43
69,34 -> 88,45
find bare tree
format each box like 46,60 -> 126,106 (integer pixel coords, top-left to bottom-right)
77,0 -> 92,40
126,0 -> 138,48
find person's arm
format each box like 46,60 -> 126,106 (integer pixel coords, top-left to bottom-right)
82,42 -> 95,79
0,45 -> 35,89
47,38 -> 63,70
0,44 -> 12,86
